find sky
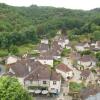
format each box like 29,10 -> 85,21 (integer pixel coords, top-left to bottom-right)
0,0 -> 100,10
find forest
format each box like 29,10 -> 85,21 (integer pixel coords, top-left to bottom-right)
0,3 -> 100,56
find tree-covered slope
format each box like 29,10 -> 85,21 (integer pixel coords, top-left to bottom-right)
0,3 -> 100,51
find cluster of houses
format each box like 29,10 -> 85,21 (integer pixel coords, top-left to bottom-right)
0,32 -> 100,99
1,34 -> 74,95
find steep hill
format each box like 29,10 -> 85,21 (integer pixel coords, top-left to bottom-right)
0,3 -> 100,51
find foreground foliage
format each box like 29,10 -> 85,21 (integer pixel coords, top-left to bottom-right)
0,76 -> 32,100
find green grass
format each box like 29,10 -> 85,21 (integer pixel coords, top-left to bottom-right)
0,43 -> 37,57
18,43 -> 37,55
69,82 -> 85,92
0,49 -> 8,57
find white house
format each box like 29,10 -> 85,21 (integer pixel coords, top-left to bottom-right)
41,39 -> 49,44
58,35 -> 69,48
75,43 -> 85,51
77,55 -> 96,69
36,54 -> 53,67
80,70 -> 95,85
36,43 -> 49,53
56,63 -> 73,81
24,68 -> 61,94
6,56 -> 19,65
95,41 -> 100,49
84,43 -> 90,49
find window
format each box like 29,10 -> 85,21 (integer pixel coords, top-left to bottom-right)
53,81 -> 56,85
43,81 -> 46,84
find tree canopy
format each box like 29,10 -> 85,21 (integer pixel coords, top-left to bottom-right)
0,3 -> 100,53
0,76 -> 32,100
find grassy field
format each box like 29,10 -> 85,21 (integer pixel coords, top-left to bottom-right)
0,43 -> 37,57
18,43 -> 37,55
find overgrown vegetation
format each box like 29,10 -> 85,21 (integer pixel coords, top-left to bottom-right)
0,76 -> 32,100
69,82 -> 85,92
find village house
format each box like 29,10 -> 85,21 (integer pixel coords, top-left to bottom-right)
36,43 -> 49,53
36,53 -> 53,67
69,51 -> 81,64
75,43 -> 85,51
91,41 -> 100,51
75,42 -> 90,52
49,49 -> 61,60
41,39 -> 49,44
95,41 -> 100,49
56,63 -> 73,81
77,55 -> 96,70
57,35 -> 70,48
3,59 -> 61,94
96,69 -> 100,84
6,55 -> 20,65
51,41 -> 62,53
24,69 -> 61,94
80,70 -> 95,85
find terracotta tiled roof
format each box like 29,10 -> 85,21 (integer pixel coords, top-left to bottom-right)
24,68 -> 61,81
57,63 -> 72,73
79,55 -> 93,62
80,70 -> 91,78
50,70 -> 61,81
7,59 -> 43,77
51,41 -> 62,51
24,67 -> 51,81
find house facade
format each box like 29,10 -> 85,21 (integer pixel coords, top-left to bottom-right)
80,70 -> 95,85
41,39 -> 49,44
36,54 -> 53,67
77,55 -> 96,69
6,56 -> 19,65
56,63 -> 73,81
57,35 -> 69,48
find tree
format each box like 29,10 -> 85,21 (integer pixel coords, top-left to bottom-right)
0,76 -> 32,100
92,31 -> 100,41
61,48 -> 71,57
9,45 -> 19,55
80,50 -> 92,56
96,52 -> 100,61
